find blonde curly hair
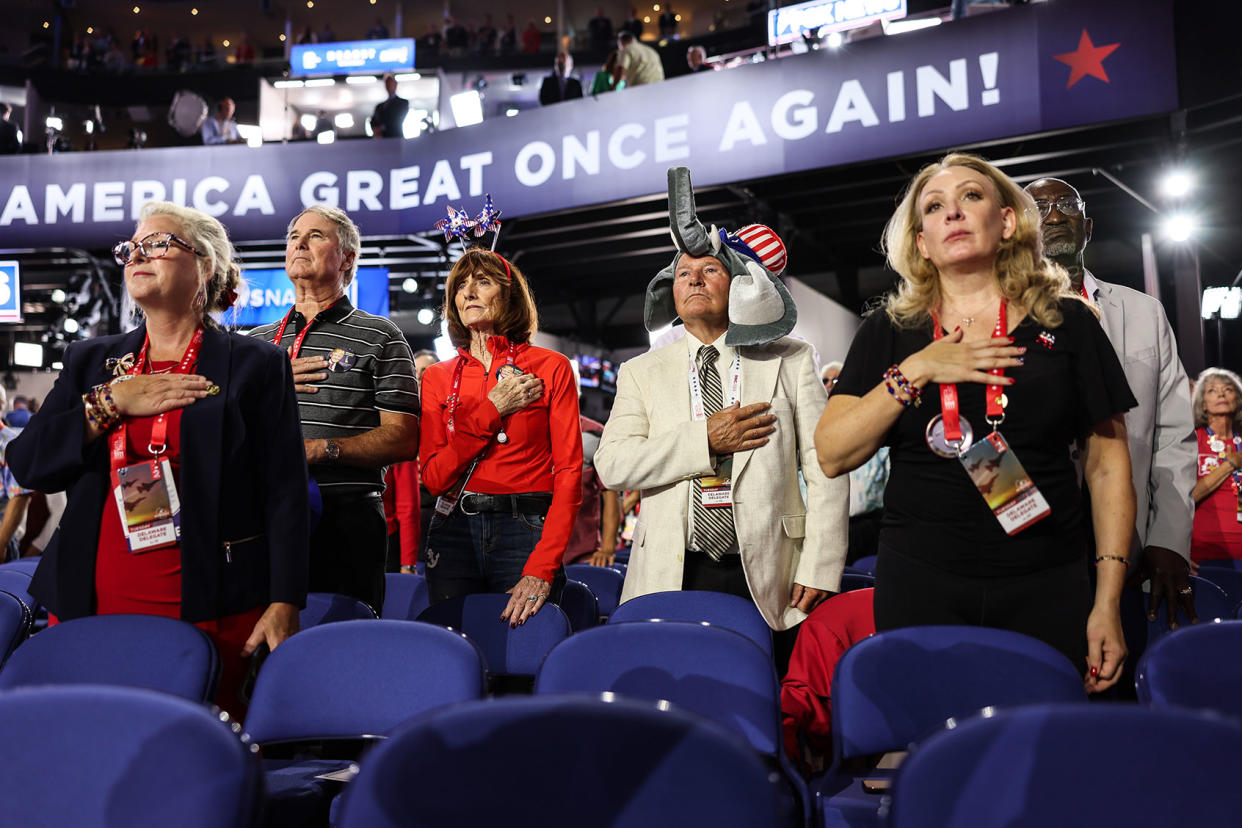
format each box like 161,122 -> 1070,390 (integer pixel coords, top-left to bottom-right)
881,152 -> 1083,330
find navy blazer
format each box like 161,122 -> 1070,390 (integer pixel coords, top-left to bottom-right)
8,325 -> 309,623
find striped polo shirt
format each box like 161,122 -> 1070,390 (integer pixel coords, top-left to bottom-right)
250,297 -> 419,495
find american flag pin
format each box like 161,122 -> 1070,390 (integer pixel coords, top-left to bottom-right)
1037,331 -> 1056,349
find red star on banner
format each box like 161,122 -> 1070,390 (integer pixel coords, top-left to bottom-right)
1054,29 -> 1121,89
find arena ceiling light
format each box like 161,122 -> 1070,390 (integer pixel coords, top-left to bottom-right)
401,277 -> 419,294
826,31 -> 844,48
304,78 -> 336,88
394,72 -> 421,82
1160,169 -> 1194,199
1163,213 -> 1197,243
883,17 -> 941,35
416,307 -> 436,325
334,113 -> 355,129
1201,286 -> 1242,320
274,79 -> 304,89
316,130 -> 336,144
300,113 -> 318,131
346,76 -> 377,85
13,342 -> 43,368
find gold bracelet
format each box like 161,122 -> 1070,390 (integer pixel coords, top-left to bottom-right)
1094,555 -> 1129,566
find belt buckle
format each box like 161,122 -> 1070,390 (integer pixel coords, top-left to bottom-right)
459,493 -> 481,515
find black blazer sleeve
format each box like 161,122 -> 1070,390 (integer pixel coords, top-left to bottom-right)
539,77 -> 557,105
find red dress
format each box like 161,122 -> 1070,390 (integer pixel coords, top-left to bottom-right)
1191,427 -> 1242,562
88,360 -> 263,717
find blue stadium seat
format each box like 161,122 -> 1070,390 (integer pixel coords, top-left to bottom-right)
534,621 -> 807,826
300,591 -> 378,627
888,704 -> 1242,828
558,578 -> 600,632
818,625 -> 1085,828
381,572 -> 429,620
1136,619 -> 1242,716
608,590 -> 773,658
336,695 -> 782,828
1192,566 -> 1242,611
839,571 -> 876,592
245,619 -> 488,827
0,568 -> 36,613
565,563 -> 625,617
0,589 -> 31,668
849,555 -> 877,576
0,613 -> 220,702
0,684 -> 261,828
416,593 -> 571,676
0,558 -> 40,577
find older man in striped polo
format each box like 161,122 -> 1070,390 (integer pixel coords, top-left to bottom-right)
251,205 -> 420,612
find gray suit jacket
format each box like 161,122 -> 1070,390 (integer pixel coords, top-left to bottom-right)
1090,273 -> 1196,561
595,336 -> 848,630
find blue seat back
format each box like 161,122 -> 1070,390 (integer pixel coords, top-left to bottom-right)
608,590 -> 773,658
839,571 -> 876,592
0,590 -> 30,667
1192,567 -> 1242,610
0,568 -> 36,612
831,625 -> 1085,759
1199,558 -> 1242,572
535,621 -> 781,755
336,695 -> 780,828
381,573 -> 429,620
0,613 -> 220,702
1136,620 -> 1242,715
564,563 -> 625,616
0,684 -> 261,828
558,579 -> 599,631
1147,576 -> 1233,640
850,554 -> 878,575
889,704 -> 1242,828
0,558 -> 40,577
244,619 -> 487,744
300,592 -> 378,628
417,593 -> 571,675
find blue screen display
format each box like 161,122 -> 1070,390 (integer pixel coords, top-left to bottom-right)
290,39 -> 415,77
232,266 -> 390,328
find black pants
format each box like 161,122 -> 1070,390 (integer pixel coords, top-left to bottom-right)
309,492 -> 388,614
681,550 -> 801,676
873,543 -> 1091,675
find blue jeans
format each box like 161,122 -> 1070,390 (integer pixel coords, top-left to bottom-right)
425,508 -> 565,604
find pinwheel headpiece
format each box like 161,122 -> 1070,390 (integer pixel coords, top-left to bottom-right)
434,194 -> 504,254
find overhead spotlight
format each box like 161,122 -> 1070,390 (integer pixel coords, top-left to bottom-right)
316,130 -> 336,144
401,277 -> 419,294
274,79 -> 305,88
84,120 -> 95,134
826,31 -> 844,49
191,7 -> 198,15
299,113 -> 318,131
304,78 -> 336,87
50,288 -> 66,304
416,307 -> 436,325
51,361 -> 64,370
1161,170 -> 1193,199
42,21 -> 49,29
86,26 -> 94,34
63,318 -> 80,334
1201,286 -> 1242,320
346,75 -> 378,85
394,72 -> 421,82
334,113 -> 355,129
544,16 -> 552,23
279,34 -> 286,42
45,116 -> 63,132
132,6 -> 140,13
223,39 -> 231,47
505,108 -> 519,117
1164,213 -> 1197,243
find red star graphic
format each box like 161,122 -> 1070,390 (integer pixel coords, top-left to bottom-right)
1054,29 -> 1121,89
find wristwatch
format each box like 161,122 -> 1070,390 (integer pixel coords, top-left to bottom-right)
324,439 -> 341,462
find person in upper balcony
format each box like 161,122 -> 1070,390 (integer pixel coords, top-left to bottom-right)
539,51 -> 584,105
201,98 -> 243,146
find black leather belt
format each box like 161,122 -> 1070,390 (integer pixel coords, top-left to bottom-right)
460,492 -> 553,516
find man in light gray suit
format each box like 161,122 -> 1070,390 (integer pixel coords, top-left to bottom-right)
1027,178 -> 1198,626
596,168 -> 848,662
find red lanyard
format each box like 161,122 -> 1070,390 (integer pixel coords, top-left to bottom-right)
932,300 -> 1008,440
109,328 -> 203,471
273,297 -> 342,359
445,342 -> 517,437
1080,283 -> 1090,301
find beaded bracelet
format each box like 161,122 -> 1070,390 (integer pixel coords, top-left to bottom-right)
82,384 -> 121,431
883,365 -> 922,408
1094,555 -> 1129,567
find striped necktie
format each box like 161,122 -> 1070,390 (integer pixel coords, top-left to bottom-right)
691,345 -> 736,561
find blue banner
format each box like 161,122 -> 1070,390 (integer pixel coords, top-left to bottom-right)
290,39 -> 415,77
0,261 -> 21,322
234,265 -> 390,327
0,0 -> 1176,249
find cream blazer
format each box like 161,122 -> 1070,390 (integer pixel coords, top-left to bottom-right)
596,336 -> 848,630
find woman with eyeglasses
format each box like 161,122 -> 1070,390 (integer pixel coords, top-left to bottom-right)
8,202 -> 309,717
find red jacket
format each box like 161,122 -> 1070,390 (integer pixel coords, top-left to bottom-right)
383,461 -> 420,567
419,337 -> 583,582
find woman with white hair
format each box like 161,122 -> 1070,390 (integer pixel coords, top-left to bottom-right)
1190,367 -> 1242,562
816,153 -> 1137,692
9,202 -> 309,716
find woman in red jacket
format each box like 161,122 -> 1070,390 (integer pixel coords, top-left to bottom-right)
419,249 -> 582,626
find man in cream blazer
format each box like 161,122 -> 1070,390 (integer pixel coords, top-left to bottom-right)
596,168 -> 848,632
1028,178 -> 1197,625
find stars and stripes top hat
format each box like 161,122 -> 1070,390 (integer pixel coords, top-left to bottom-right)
720,224 -> 788,276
